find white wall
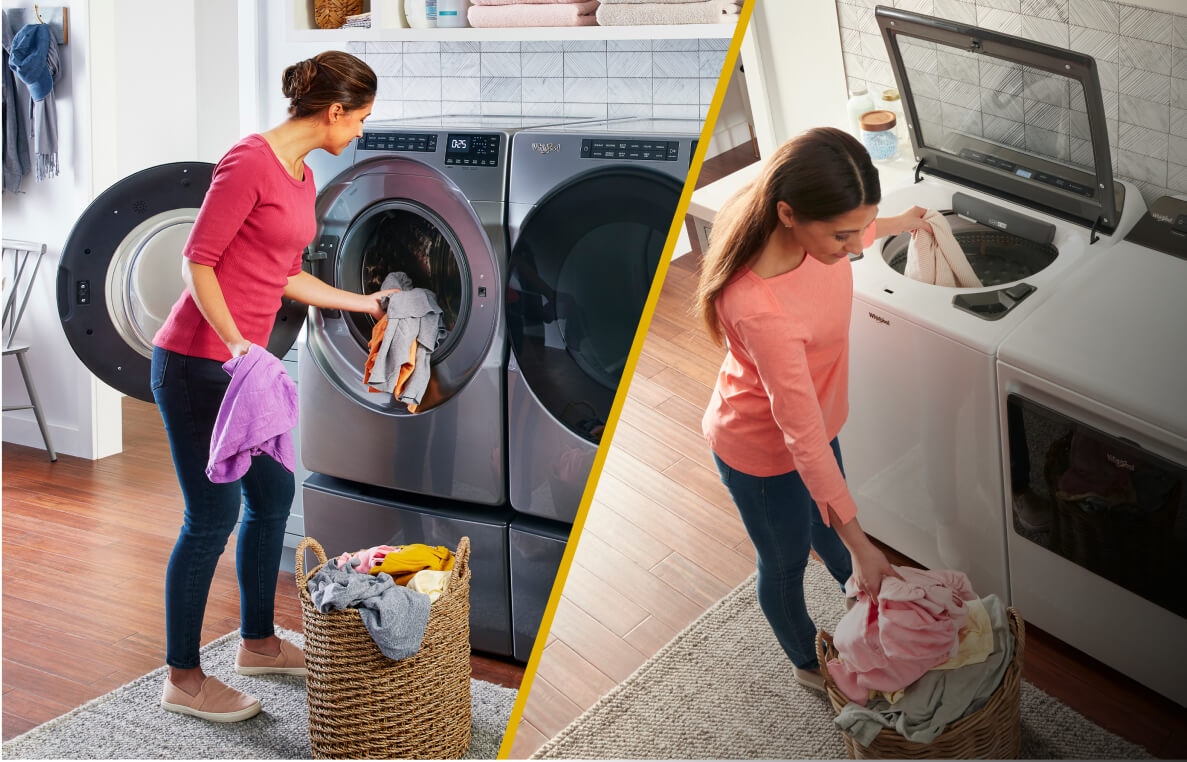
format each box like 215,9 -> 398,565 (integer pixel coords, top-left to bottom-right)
2,0 -> 241,458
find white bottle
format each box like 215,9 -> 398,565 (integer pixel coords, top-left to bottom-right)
436,0 -> 470,27
846,85 -> 876,139
404,0 -> 438,28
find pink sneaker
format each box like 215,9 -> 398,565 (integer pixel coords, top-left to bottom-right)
161,675 -> 261,722
235,639 -> 307,676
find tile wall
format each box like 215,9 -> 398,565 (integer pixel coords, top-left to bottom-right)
837,0 -> 1187,206
347,39 -> 730,123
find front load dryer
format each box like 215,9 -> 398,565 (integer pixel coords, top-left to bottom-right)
840,8 -> 1146,600
301,116 -> 549,506
505,118 -> 702,525
996,196 -> 1187,706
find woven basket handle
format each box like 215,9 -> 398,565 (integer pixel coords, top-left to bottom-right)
295,536 -> 329,592
1006,606 -> 1024,662
816,629 -> 837,687
450,536 -> 471,586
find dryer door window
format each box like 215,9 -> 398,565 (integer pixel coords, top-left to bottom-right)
1006,394 -> 1187,618
507,167 -> 680,443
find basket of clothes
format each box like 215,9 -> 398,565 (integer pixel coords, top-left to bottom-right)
295,536 -> 472,759
313,0 -> 363,29
815,568 -> 1025,759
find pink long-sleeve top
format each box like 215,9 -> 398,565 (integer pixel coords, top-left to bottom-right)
702,253 -> 856,526
153,134 -> 315,362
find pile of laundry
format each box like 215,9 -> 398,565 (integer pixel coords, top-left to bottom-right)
467,0 -> 600,28
364,271 -> 447,413
307,543 -> 456,660
595,0 -> 742,26
825,566 -> 1016,747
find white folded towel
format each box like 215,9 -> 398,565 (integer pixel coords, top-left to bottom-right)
904,210 -> 982,288
469,0 -> 599,25
596,0 -> 739,23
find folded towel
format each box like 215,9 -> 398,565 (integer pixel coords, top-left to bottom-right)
468,0 -> 599,26
598,0 -> 725,4
904,210 -> 982,288
470,0 -> 590,5
595,0 -> 739,25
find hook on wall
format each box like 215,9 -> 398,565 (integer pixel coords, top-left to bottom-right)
29,5 -> 68,45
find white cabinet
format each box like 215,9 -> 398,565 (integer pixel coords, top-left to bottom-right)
288,0 -> 738,41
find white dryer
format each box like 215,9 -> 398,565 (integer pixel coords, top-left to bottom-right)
841,8 -> 1146,600
996,196 -> 1187,706
505,118 -> 703,525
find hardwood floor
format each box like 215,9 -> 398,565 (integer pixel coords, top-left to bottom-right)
507,146 -> 1187,758
1,397 -> 523,742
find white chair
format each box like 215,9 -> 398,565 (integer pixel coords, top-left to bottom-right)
3,239 -> 56,461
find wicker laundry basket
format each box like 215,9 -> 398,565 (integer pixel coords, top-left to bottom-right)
816,607 -> 1025,759
313,0 -> 363,29
296,536 -> 472,759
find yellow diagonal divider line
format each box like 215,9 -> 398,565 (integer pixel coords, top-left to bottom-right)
496,2 -> 758,756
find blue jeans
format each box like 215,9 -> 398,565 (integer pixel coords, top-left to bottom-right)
713,438 -> 853,670
151,347 -> 294,669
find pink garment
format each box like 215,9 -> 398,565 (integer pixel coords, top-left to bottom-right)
206,344 -> 298,483
827,566 -> 978,705
904,209 -> 981,288
468,0 -> 599,26
336,545 -> 399,574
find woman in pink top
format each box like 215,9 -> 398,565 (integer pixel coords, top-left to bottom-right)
152,51 -> 396,723
696,127 -> 931,693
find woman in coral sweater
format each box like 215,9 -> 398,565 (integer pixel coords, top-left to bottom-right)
696,127 -> 931,693
152,51 -> 395,722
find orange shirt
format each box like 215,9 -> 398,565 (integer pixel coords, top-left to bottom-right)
702,254 -> 856,526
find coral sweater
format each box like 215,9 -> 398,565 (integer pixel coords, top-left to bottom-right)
153,134 -> 315,362
702,253 -> 856,525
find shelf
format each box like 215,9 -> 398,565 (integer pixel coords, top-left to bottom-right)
290,0 -> 738,42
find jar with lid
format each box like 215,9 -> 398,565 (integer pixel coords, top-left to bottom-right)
859,110 -> 898,163
880,88 -> 905,144
846,85 -> 876,139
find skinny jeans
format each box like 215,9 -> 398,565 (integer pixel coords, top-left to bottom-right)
713,438 -> 853,670
151,347 -> 293,669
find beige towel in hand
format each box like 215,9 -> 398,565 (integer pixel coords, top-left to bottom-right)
905,210 -> 982,288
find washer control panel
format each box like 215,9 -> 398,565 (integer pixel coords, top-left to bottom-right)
581,138 -> 680,162
360,132 -> 437,153
444,133 -> 501,166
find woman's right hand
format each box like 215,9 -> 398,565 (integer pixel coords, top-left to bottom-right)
849,540 -> 899,604
227,339 -> 252,358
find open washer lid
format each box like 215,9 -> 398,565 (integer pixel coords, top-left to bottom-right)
876,5 -> 1124,238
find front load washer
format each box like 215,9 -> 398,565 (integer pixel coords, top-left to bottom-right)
996,196 -> 1187,706
506,118 -> 702,524
301,116 -> 568,506
841,8 -> 1146,600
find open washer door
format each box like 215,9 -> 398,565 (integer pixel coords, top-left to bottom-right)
57,162 -> 307,402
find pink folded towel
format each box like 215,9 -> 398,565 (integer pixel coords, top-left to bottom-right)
469,0 -> 599,24
905,209 -> 982,288
595,0 -> 739,24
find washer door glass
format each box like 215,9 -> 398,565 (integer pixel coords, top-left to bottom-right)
507,167 -> 679,444
308,158 -> 499,414
58,162 -> 305,403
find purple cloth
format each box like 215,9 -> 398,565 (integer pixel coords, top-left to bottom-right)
206,344 -> 298,483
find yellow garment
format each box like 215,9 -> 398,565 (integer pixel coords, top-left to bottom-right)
407,569 -> 452,602
933,597 -> 994,671
370,544 -> 454,586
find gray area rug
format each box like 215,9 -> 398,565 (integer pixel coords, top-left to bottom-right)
532,563 -> 1150,760
2,628 -> 517,759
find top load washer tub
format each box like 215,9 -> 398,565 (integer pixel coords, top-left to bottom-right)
841,7 -> 1146,600
996,196 -> 1187,705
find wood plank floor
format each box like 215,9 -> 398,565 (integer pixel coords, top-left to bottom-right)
1,397 -> 523,742
508,147 -> 1187,758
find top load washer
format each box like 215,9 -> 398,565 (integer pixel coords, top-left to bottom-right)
995,196 -> 1187,705
301,116 -> 575,506
505,118 -> 702,523
841,7 -> 1147,599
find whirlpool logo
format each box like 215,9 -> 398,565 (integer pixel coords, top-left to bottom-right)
531,142 -> 562,155
868,312 -> 890,326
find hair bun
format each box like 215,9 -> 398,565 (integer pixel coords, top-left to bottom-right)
283,59 -> 318,101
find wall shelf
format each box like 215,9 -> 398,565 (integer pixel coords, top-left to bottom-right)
290,0 -> 738,42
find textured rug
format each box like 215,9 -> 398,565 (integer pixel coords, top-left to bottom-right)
532,563 -> 1150,760
2,628 -> 517,759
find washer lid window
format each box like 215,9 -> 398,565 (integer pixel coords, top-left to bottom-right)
877,6 -> 1123,236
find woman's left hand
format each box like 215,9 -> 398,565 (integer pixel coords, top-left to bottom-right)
364,288 -> 400,319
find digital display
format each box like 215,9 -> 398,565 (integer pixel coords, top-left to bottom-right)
445,133 -> 500,166
1015,168 -> 1032,179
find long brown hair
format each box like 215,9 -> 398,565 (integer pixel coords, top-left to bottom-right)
282,51 -> 377,119
694,127 -> 881,344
